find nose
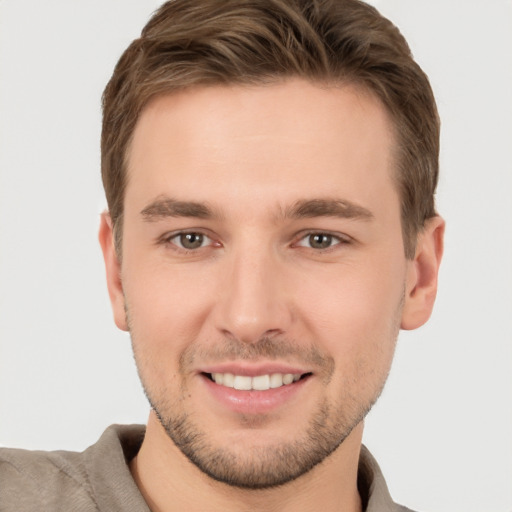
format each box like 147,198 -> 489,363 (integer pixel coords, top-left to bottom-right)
213,244 -> 293,344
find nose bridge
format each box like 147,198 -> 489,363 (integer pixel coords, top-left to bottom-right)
215,235 -> 290,343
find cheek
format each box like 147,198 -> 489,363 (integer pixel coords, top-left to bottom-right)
294,256 -> 405,362
300,274 -> 402,405
122,257 -> 216,357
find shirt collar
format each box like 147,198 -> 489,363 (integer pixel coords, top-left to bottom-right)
85,424 -> 406,512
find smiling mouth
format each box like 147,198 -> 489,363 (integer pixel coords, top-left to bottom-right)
204,372 -> 312,391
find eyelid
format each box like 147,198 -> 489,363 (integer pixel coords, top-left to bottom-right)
158,229 -> 218,249
293,230 -> 352,249
156,228 -> 351,251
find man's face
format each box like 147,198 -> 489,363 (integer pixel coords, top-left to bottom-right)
112,79 -> 412,487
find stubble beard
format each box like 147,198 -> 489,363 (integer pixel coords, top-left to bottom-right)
130,332 -> 398,490
151,391 -> 370,489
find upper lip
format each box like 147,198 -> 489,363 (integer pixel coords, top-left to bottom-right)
199,362 -> 310,377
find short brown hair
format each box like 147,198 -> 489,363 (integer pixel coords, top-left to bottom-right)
102,0 -> 439,258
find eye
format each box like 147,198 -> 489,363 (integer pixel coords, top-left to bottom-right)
169,232 -> 212,250
296,233 -> 345,250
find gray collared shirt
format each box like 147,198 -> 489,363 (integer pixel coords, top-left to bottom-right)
0,424 -> 415,511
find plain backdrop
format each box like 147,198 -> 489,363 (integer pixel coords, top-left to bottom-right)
0,1 -> 511,511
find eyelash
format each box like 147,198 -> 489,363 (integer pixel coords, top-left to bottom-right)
158,230 -> 351,253
160,231 -> 217,251
293,231 -> 350,251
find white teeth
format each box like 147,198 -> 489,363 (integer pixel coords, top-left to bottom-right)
210,372 -> 303,391
234,375 -> 252,390
222,373 -> 234,386
252,374 -> 270,390
269,373 -> 283,388
282,374 -> 294,385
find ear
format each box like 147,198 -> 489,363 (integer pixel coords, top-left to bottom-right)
401,216 -> 445,330
98,212 -> 128,331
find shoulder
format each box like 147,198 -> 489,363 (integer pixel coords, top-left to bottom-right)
0,445 -> 97,511
395,506 -> 418,512
360,445 -> 422,512
0,425 -> 147,512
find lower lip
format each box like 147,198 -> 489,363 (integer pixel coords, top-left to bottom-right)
201,374 -> 310,415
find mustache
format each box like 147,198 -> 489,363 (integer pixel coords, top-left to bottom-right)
179,336 -> 335,380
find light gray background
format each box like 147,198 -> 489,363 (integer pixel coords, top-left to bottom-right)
0,1 -> 511,511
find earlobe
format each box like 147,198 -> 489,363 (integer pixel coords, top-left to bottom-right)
401,216 -> 445,330
98,212 -> 128,332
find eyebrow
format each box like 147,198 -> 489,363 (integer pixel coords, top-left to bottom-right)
140,196 -> 373,222
141,197 -> 216,220
283,198 -> 374,221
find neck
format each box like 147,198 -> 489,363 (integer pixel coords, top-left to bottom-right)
130,412 -> 363,512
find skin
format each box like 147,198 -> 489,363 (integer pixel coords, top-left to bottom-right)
99,79 -> 444,512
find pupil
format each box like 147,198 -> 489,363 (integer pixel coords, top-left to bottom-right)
310,234 -> 331,249
181,233 -> 203,249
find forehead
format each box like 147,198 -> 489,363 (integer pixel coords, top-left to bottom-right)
125,79 -> 397,218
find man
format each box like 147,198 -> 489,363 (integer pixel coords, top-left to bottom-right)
0,0 -> 444,510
